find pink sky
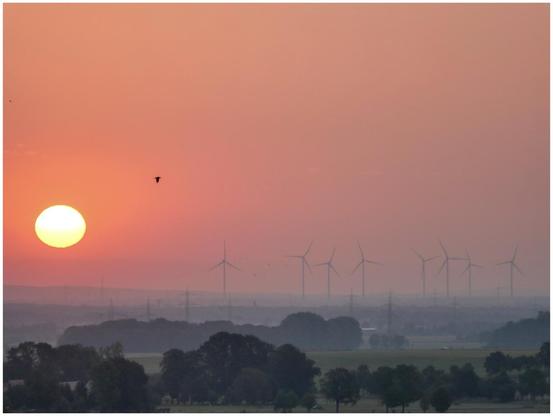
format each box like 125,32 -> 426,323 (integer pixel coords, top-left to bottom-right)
4,4 -> 549,296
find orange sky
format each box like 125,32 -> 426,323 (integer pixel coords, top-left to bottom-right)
4,4 -> 549,296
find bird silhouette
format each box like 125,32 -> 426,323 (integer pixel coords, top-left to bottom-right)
154,176 -> 161,183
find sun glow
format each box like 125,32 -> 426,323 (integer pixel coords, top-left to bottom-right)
35,205 -> 86,248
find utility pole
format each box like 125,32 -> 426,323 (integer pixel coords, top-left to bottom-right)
100,277 -> 104,305
146,298 -> 151,322
184,288 -> 190,322
348,289 -> 354,317
108,298 -> 114,321
387,291 -> 393,335
452,296 -> 458,338
227,295 -> 232,322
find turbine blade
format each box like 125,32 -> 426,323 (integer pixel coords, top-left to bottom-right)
304,259 -> 313,274
436,260 -> 446,276
330,247 -> 336,262
305,241 -> 314,257
512,245 -> 518,262
459,264 -> 470,277
313,262 -> 327,267
209,261 -> 224,271
439,240 -> 448,257
496,261 -> 510,266
330,264 -> 340,277
227,261 -> 241,271
426,256 -> 440,262
357,241 -> 364,259
472,264 -> 484,268
513,263 -> 524,275
411,248 -> 423,261
366,260 -> 382,266
351,261 -> 362,275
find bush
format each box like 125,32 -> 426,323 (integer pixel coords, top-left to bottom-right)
430,387 -> 452,412
273,390 -> 298,413
227,368 -> 274,405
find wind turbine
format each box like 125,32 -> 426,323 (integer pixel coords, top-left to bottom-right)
209,241 -> 240,298
412,249 -> 439,297
459,250 -> 483,296
436,241 -> 466,297
351,241 -> 382,297
314,248 -> 340,300
287,241 -> 314,299
497,245 -> 523,297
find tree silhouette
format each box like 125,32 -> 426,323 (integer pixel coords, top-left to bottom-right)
320,368 -> 360,413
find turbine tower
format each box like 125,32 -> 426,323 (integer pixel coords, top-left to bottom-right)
351,241 -> 382,297
314,248 -> 340,300
184,288 -> 190,322
436,240 -> 466,297
209,241 -> 240,298
412,249 -> 439,297
497,245 -> 523,297
287,241 -> 313,299
459,250 -> 483,296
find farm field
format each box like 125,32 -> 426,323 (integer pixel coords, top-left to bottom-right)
128,348 -> 538,376
165,397 -> 549,413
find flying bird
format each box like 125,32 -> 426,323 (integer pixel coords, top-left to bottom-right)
154,176 -> 161,183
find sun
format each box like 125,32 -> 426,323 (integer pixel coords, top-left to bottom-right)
35,205 -> 86,248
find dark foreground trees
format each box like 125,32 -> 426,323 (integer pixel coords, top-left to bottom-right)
430,387 -> 452,412
268,343 -> 321,398
227,368 -> 274,405
370,365 -> 422,412
320,368 -> 360,413
90,357 -> 151,411
6,337 -> 549,413
3,342 -> 151,412
273,389 -> 299,412
159,332 -> 320,406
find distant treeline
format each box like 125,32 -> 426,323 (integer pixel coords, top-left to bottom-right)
480,312 -> 549,349
59,312 -> 362,353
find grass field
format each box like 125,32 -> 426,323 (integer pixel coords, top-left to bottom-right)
129,348 -> 547,413
166,397 -> 549,413
128,348 -> 538,376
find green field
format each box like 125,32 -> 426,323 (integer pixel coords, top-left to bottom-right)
128,348 -> 538,376
129,348 -> 547,413
165,398 -> 549,413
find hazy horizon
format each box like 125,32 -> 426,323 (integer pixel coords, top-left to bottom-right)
4,4 -> 549,297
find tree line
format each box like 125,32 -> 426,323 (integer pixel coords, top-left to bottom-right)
349,342 -> 549,412
4,342 -> 151,412
59,312 -> 362,353
4,335 -> 549,413
480,311 -> 549,349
